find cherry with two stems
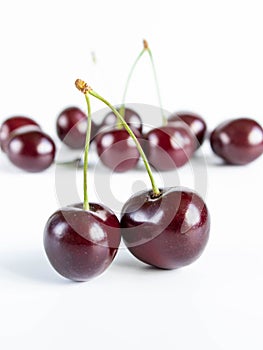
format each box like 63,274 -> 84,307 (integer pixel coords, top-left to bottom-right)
44,90 -> 121,282
76,79 -> 210,270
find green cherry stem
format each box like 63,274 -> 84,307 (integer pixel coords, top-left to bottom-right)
146,45 -> 167,126
118,44 -> 147,122
75,79 -> 160,197
83,93 -> 92,211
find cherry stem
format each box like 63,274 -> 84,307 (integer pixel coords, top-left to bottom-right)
83,93 -> 92,211
118,47 -> 146,126
146,47 -> 167,126
75,79 -> 160,197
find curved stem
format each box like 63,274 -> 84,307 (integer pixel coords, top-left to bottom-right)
83,94 -> 92,211
147,48 -> 167,126
88,89 -> 160,197
118,48 -> 146,124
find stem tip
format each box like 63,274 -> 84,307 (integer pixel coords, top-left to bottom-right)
143,39 -> 149,50
75,79 -> 92,94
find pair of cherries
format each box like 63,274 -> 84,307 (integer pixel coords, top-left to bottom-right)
56,105 -> 207,172
43,80 -> 211,281
0,116 -> 56,172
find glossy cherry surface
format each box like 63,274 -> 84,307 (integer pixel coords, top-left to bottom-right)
96,128 -> 140,172
168,112 -> 207,148
121,187 -> 210,269
145,124 -> 195,171
100,108 -> 142,133
7,130 -> 56,172
44,203 -> 121,281
0,116 -> 40,152
210,118 -> 263,165
56,106 -> 98,149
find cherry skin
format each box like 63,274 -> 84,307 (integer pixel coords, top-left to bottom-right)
0,116 -> 40,152
44,203 -> 121,281
56,106 -> 98,149
96,127 -> 141,172
121,187 -> 210,269
210,118 -> 263,165
168,112 -> 207,149
6,130 -> 56,172
145,124 -> 195,171
100,108 -> 143,134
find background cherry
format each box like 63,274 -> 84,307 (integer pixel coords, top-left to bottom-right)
0,116 -> 40,152
7,130 -> 56,172
145,124 -> 196,171
121,187 -> 210,269
44,203 -> 120,281
100,108 -> 143,134
56,106 -> 98,149
168,111 -> 207,149
210,118 -> 263,165
96,127 -> 141,172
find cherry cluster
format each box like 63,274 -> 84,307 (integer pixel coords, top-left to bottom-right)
0,116 -> 56,172
43,80 -> 211,281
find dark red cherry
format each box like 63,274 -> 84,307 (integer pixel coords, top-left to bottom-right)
56,106 -> 98,149
96,128 -> 140,172
0,116 -> 40,152
210,118 -> 263,165
121,187 -> 210,269
6,130 -> 56,172
100,108 -> 142,133
145,125 -> 195,171
44,203 -> 121,281
168,112 -> 207,148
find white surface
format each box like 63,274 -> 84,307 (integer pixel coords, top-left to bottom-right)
0,1 -> 263,349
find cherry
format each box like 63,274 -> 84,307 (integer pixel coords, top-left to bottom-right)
100,108 -> 142,133
96,127 -> 140,172
56,106 -> 98,149
44,203 -> 120,281
6,130 -> 56,172
44,84 -> 121,282
168,112 -> 207,148
145,124 -> 196,170
121,188 -> 210,269
0,116 -> 40,152
210,118 -> 263,165
76,79 -> 210,271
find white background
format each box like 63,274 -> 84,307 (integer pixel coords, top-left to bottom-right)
0,0 -> 263,349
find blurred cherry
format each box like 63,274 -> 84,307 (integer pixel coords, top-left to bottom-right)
145,124 -> 195,171
7,130 -> 56,172
0,116 -> 40,152
56,106 -> 98,149
210,118 -> 263,165
168,112 -> 207,149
